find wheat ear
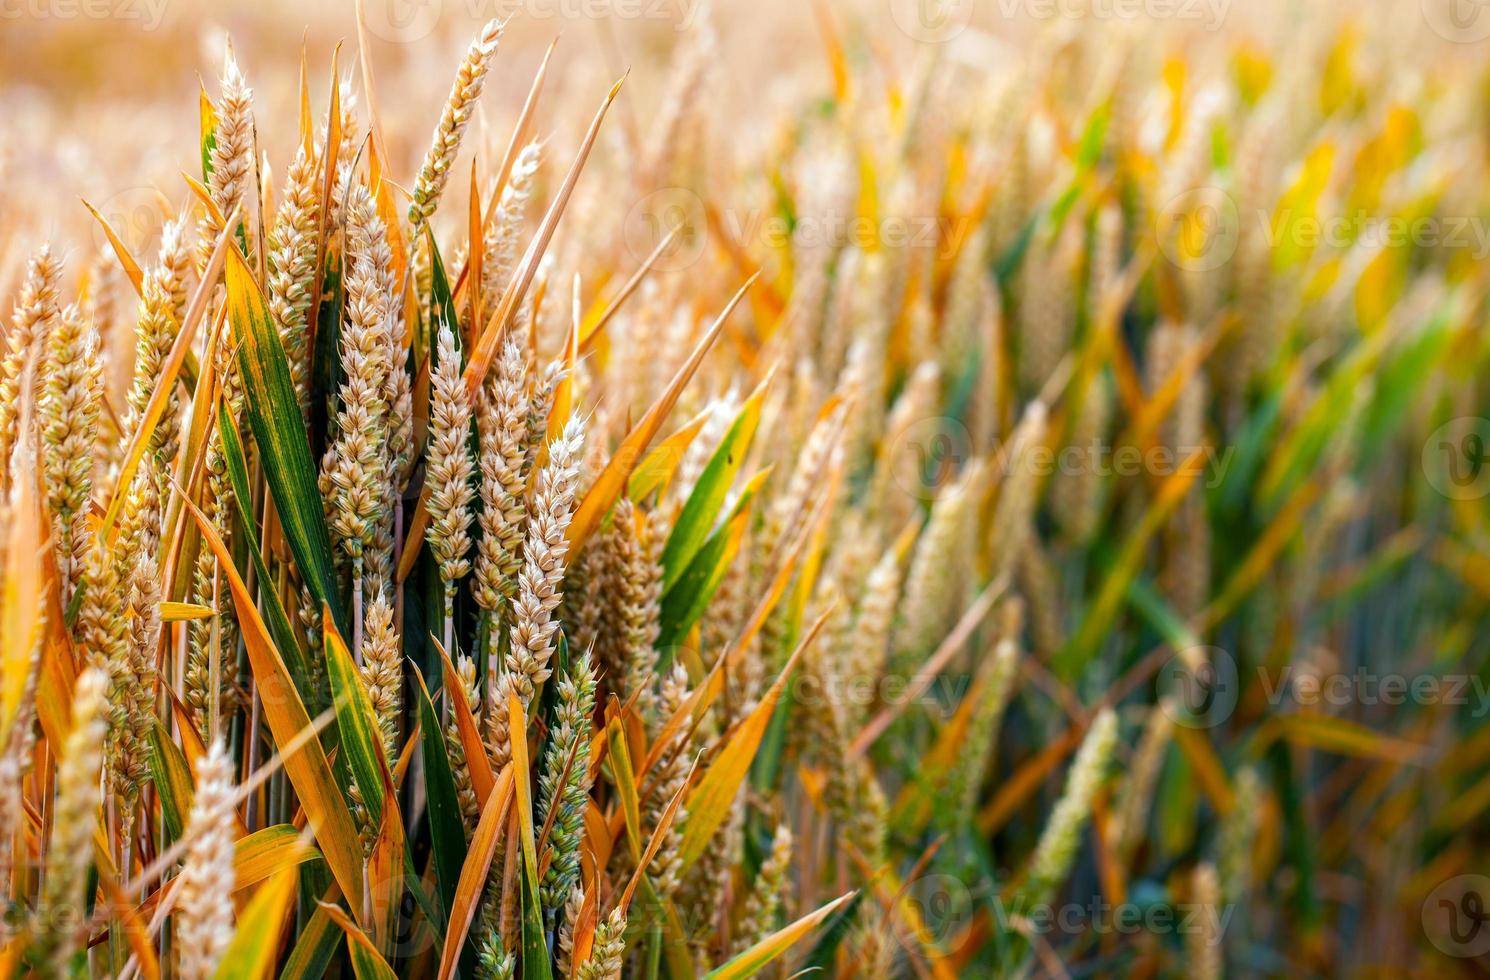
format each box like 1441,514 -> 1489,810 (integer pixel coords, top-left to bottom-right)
175,741 -> 237,980
488,417 -> 583,771
408,18 -> 504,228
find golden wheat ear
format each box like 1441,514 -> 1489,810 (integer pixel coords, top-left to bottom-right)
408,18 -> 505,229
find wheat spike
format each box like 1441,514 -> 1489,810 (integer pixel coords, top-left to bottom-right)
732,824 -> 794,955
198,46 -> 256,271
408,18 -> 504,227
610,498 -> 663,725
266,141 -> 321,414
115,552 -> 162,835
575,906 -> 627,980
850,923 -> 893,979
481,140 -> 541,302
1050,370 -> 1112,545
0,246 -> 61,492
1220,766 -> 1260,907
1112,699 -> 1175,865
322,182 -> 394,626
1021,707 -> 1118,906
896,460 -> 984,669
427,321 -> 477,623
555,885 -> 584,978
185,436 -> 236,742
30,669 -> 107,977
870,359 -> 941,529
361,592 -> 402,759
1017,537 -> 1065,657
644,666 -> 691,900
473,339 -> 533,616
446,654 -> 482,830
1188,862 -> 1224,980
1017,219 -> 1082,396
943,637 -> 1021,829
489,417 -> 583,771
40,304 -> 101,610
537,651 -> 596,913
175,741 -> 237,980
0,542 -> 40,920
82,253 -> 123,435
475,943 -> 515,980
371,345 -> 413,599
843,546 -> 900,733
125,220 -> 191,464
988,402 -> 1049,584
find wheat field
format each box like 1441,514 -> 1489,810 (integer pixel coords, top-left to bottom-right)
0,0 -> 1488,976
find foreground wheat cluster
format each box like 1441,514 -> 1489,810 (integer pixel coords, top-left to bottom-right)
0,4 -> 1486,977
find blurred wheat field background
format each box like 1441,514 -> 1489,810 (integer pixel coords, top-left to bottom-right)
1,0 -> 1489,976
